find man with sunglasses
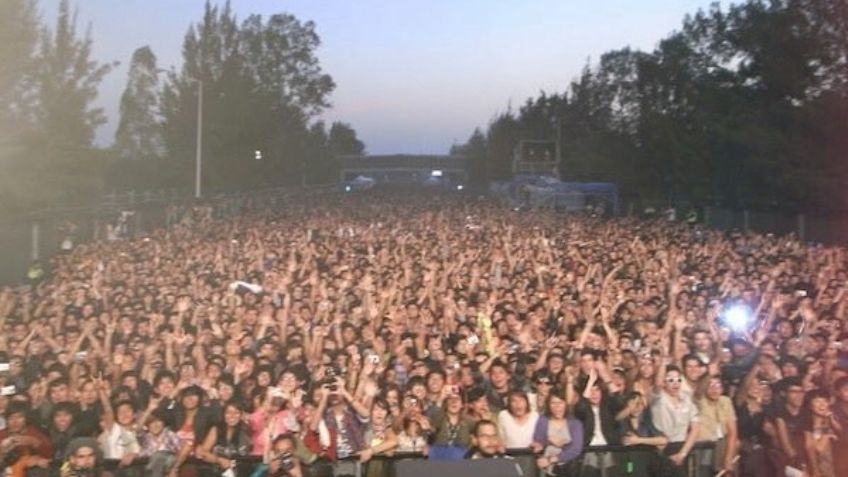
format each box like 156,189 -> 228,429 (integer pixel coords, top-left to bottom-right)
528,370 -> 554,413
650,365 -> 701,471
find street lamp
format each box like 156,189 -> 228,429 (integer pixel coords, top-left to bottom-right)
191,78 -> 203,199
155,70 -> 203,199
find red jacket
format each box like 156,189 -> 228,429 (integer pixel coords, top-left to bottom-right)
0,426 -> 53,459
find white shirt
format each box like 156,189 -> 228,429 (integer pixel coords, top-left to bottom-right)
589,405 -> 607,446
650,391 -> 700,443
99,422 -> 141,459
497,410 -> 539,448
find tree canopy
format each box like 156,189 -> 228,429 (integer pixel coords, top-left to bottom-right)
461,0 -> 848,211
1,0 -> 364,214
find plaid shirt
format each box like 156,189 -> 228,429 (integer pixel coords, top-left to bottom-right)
140,428 -> 182,457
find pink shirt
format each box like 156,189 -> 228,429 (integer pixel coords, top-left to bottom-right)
248,409 -> 296,456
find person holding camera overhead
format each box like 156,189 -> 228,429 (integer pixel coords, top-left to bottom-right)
312,369 -> 369,477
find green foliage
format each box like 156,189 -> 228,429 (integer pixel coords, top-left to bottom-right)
156,1 -> 347,194
33,0 -> 115,154
115,46 -> 163,161
0,0 -> 115,215
0,0 -> 38,136
461,0 -> 848,211
2,0 -> 362,214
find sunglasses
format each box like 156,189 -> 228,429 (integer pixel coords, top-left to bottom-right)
665,378 -> 683,383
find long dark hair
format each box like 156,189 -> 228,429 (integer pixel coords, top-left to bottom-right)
544,390 -> 568,419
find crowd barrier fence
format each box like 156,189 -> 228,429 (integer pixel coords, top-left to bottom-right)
94,442 -> 716,477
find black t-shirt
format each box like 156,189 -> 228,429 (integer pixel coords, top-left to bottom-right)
735,403 -> 766,443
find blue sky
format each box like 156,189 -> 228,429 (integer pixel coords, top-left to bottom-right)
42,0 -> 726,154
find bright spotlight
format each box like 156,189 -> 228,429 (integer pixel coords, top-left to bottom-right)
345,185 -> 352,192
722,304 -> 753,332
456,185 -> 464,191
431,170 -> 443,177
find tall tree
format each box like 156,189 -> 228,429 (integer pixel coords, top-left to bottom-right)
328,122 -> 365,157
0,0 -> 39,140
160,1 -> 338,193
466,0 -> 848,210
457,128 -> 487,185
1,0 -> 115,213
115,46 -> 163,160
33,0 -> 115,155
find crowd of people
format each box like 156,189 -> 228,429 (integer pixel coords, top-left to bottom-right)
0,189 -> 846,477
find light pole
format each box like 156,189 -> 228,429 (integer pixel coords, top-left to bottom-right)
193,79 -> 203,199
155,70 -> 203,199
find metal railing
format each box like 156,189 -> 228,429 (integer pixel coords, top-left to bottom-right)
92,442 -> 716,477
0,184 -> 340,285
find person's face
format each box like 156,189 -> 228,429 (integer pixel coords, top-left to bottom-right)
122,376 -> 138,390
490,366 -> 508,389
508,394 -> 527,416
628,396 -> 646,417
385,389 -> 400,407
470,397 -> 490,416
182,394 -> 200,410
274,438 -> 294,456
664,371 -> 683,395
116,403 -> 135,426
371,404 -> 388,422
224,405 -> 242,427
257,371 -> 271,387
684,359 -> 705,382
588,385 -> 603,406
148,418 -> 165,435
77,381 -> 96,404
785,386 -> 805,407
693,332 -> 711,352
777,321 -> 793,338
547,355 -> 564,374
53,410 -> 73,431
446,396 -> 463,414
760,342 -> 777,357
706,378 -> 723,400
548,396 -> 566,418
810,397 -> 830,417
427,373 -> 445,394
50,383 -> 69,403
157,377 -> 174,397
781,362 -> 799,378
473,423 -> 501,456
225,340 -> 240,356
746,381 -> 762,401
180,364 -> 196,382
638,357 -> 655,378
621,353 -> 636,370
279,372 -> 298,393
70,446 -> 97,470
259,343 -> 275,358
